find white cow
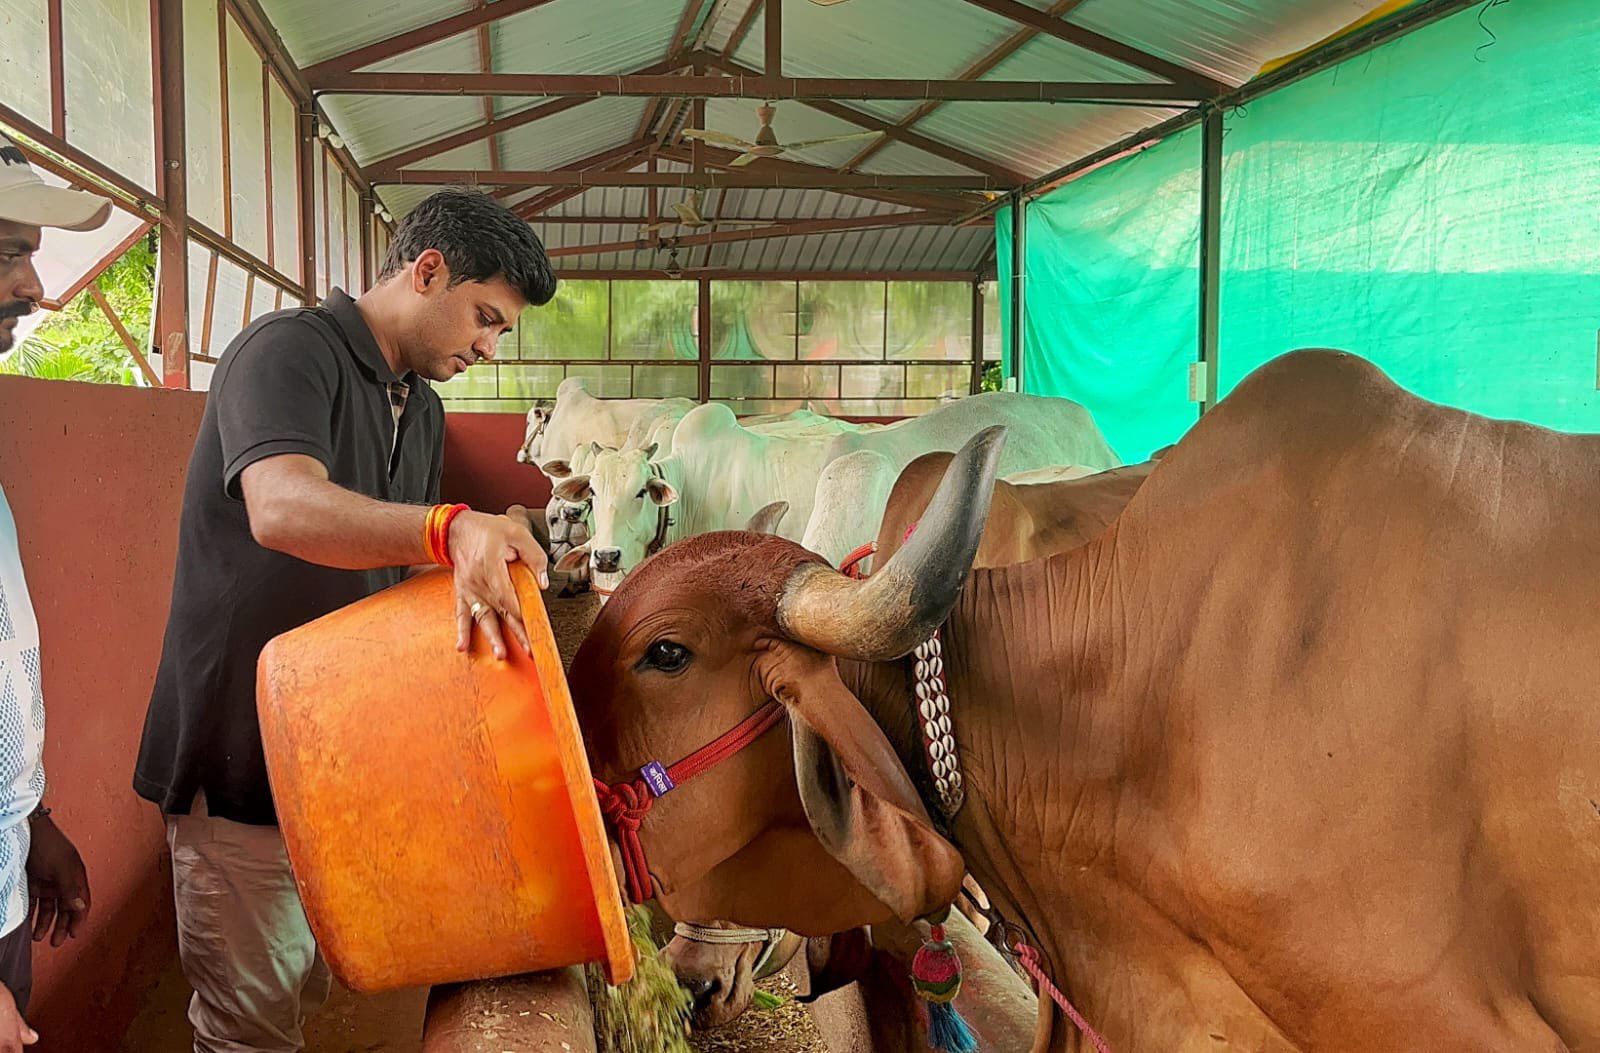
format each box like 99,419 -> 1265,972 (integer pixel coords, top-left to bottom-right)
552,403 -> 864,585
516,377 -> 694,473
799,391 -> 1120,566
538,439 -> 604,560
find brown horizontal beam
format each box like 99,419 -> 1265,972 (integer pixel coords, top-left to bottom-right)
699,54 -> 1027,183
380,167 -> 1004,191
304,0 -> 561,80
546,209 -> 949,258
553,268 -> 978,281
526,215 -> 777,225
367,55 -> 689,176
507,140 -> 659,219
311,71 -> 1203,104
369,96 -> 589,176
655,144 -> 986,214
955,0 -> 1228,96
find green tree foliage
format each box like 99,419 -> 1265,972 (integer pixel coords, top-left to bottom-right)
0,232 -> 155,385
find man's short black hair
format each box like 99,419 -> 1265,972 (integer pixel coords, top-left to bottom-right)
380,188 -> 557,307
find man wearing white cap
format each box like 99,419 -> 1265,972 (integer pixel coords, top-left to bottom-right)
0,132 -> 107,1051
0,134 -> 113,352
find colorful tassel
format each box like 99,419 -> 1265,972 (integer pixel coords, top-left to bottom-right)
912,923 -> 979,1053
926,1001 -> 979,1053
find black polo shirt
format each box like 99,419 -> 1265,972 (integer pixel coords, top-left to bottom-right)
135,289 -> 445,825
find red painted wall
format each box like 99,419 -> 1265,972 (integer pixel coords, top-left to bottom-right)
440,413 -> 551,515
0,376 -> 205,1050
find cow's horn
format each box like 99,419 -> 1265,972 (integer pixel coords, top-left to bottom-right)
777,425 -> 1006,661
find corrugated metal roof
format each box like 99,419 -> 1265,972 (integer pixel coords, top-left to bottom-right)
266,0 -> 473,69
263,0 -> 1422,275
1071,0 -> 1384,86
725,0 -> 1030,124
533,183 -> 915,222
491,0 -> 681,75
496,97 -> 650,170
319,35 -> 489,164
545,222 -> 989,274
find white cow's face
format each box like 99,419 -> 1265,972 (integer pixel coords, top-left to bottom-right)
544,492 -> 592,556
555,446 -> 676,579
517,401 -> 554,465
540,441 -> 604,557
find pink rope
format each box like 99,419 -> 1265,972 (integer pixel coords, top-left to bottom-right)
1013,942 -> 1113,1053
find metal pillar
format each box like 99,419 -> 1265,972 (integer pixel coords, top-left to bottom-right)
969,278 -> 984,394
153,0 -> 190,388
697,277 -> 711,403
1008,191 -> 1026,393
1198,106 -> 1222,410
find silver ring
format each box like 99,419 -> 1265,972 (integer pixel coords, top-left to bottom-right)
469,601 -> 486,620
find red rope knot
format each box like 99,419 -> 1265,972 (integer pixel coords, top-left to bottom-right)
596,778 -> 652,830
593,777 -> 656,902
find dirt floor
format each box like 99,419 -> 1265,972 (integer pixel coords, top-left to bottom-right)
122,590 -> 831,1053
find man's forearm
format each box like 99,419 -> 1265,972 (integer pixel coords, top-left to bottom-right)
248,469 -> 434,570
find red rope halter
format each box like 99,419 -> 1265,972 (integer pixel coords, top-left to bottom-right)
592,700 -> 787,903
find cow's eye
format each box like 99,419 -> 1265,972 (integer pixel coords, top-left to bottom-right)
636,487 -> 648,500
640,640 -> 691,673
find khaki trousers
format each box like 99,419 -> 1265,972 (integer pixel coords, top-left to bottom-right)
165,796 -> 332,1053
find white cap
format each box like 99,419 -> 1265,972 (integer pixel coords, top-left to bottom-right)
0,134 -> 112,232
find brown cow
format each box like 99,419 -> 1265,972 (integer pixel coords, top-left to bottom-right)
571,350 -> 1600,1052
664,458 -> 1155,1031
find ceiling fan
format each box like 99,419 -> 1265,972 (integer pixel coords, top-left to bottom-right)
639,189 -> 768,234
681,101 -> 879,167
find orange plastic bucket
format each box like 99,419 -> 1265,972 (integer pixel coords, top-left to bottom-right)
257,563 -> 633,992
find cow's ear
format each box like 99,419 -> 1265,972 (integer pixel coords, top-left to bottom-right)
745,500 -> 788,535
645,477 -> 678,507
555,545 -> 590,572
758,642 -> 963,925
553,475 -> 592,503
542,458 -> 573,479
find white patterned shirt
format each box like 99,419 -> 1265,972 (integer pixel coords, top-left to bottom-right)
0,484 -> 45,939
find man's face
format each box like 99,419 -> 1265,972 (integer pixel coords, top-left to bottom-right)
400,250 -> 524,383
0,221 -> 43,354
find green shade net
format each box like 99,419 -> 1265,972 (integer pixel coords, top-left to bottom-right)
996,128 -> 1201,463
1219,0 -> 1600,428
1000,0 -> 1600,453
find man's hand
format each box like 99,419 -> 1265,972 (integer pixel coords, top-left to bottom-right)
449,511 -> 549,660
0,984 -> 36,1051
26,814 -> 88,948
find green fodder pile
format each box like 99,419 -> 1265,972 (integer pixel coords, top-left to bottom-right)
587,904 -> 694,1053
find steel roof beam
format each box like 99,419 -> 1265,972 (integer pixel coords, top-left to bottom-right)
700,54 -> 1027,183
310,71 -> 1205,104
381,168 -> 1003,191
304,0 -> 562,80
545,209 -> 949,259
953,0 -> 1227,96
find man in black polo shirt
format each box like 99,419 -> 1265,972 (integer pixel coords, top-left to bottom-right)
135,189 -> 556,1053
